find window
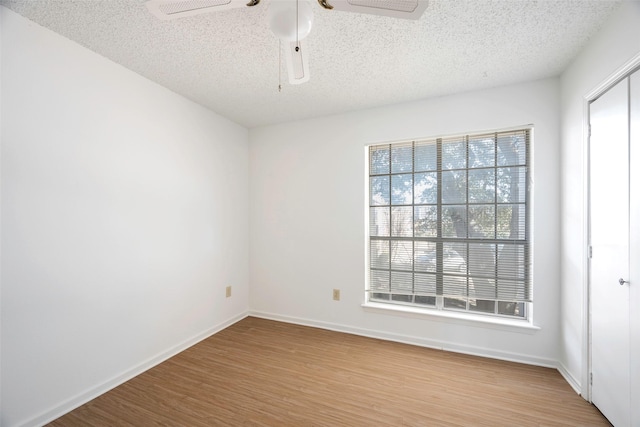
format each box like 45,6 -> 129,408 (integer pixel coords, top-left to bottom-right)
367,129 -> 531,319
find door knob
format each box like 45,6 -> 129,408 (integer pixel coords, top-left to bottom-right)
619,278 -> 629,286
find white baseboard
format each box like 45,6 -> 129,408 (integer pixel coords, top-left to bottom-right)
249,311 -> 557,368
557,361 -> 583,396
20,311 -> 249,427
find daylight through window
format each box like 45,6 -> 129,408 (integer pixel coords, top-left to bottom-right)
367,129 -> 531,318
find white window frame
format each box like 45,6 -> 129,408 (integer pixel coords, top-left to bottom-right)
364,128 -> 533,322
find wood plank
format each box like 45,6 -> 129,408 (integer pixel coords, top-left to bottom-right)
48,317 -> 610,426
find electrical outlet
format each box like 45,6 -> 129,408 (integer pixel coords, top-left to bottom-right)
332,289 -> 340,301
226,286 -> 232,298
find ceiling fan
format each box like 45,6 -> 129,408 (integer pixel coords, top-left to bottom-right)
145,0 -> 429,85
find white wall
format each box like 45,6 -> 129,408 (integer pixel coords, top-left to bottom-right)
0,7 -> 250,427
249,78 -> 561,366
559,0 -> 640,403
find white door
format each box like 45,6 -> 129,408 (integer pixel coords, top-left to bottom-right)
590,76 -> 631,427
631,68 -> 640,427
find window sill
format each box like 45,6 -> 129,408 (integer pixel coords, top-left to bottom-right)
361,302 -> 540,334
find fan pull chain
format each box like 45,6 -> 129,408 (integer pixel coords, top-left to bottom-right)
295,0 -> 299,51
278,39 -> 282,92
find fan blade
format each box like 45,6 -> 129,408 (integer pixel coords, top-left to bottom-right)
317,0 -> 427,20
146,0 -> 260,20
283,40 -> 310,85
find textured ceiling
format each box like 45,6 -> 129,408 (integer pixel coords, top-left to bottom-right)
1,0 -> 622,128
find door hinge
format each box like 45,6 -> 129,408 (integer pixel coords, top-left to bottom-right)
589,246 -> 593,258
590,372 -> 593,385
588,124 -> 592,138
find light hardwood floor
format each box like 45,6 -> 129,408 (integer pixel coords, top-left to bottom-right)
48,317 -> 610,426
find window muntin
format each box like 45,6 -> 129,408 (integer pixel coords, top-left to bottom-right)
367,129 -> 531,319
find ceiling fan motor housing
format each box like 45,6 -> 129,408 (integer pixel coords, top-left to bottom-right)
268,0 -> 314,42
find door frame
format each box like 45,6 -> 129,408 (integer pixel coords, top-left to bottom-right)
583,52 -> 640,408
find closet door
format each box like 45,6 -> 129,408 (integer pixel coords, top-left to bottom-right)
630,69 -> 640,427
589,76 -> 630,427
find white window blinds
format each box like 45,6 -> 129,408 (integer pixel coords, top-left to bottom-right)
368,129 -> 531,318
